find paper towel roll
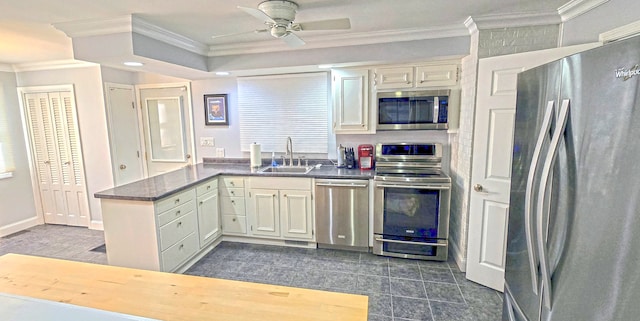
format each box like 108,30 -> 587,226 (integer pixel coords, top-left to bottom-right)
250,143 -> 262,168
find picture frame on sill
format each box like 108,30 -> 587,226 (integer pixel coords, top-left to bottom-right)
204,94 -> 228,125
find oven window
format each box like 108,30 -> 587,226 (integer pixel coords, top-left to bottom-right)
383,187 -> 440,238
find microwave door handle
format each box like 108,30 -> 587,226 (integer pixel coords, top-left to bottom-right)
525,100 -> 555,295
536,99 -> 570,310
433,96 -> 439,123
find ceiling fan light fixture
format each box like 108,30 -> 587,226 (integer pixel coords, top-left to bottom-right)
270,25 -> 288,38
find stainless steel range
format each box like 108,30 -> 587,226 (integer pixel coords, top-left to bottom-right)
373,143 -> 451,261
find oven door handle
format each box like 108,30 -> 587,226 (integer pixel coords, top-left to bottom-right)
375,183 -> 450,190
315,183 -> 368,188
374,236 -> 448,247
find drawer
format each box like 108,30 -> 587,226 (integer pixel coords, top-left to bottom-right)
161,232 -> 198,272
156,189 -> 195,213
220,196 -> 246,215
159,211 -> 198,251
221,187 -> 244,197
157,200 -> 195,227
221,177 -> 244,188
222,215 -> 247,235
196,179 -> 218,196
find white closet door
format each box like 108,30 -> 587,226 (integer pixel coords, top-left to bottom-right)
24,91 -> 90,227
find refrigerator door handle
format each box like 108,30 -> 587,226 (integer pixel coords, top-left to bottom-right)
525,100 -> 555,295
504,282 -> 529,321
536,99 -> 571,310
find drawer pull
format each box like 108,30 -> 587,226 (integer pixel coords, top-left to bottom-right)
176,210 -> 181,216
177,222 -> 182,227
232,218 -> 237,222
207,185 -> 211,190
230,191 -> 235,195
230,181 -> 235,186
179,244 -> 184,250
199,201 -> 203,205
231,200 -> 235,204
175,198 -> 180,204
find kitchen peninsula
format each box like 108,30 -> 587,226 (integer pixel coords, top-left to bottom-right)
94,162 -> 373,273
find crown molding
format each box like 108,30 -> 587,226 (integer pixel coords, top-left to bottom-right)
53,16 -> 133,38
0,64 -> 13,72
208,24 -> 468,56
467,11 -> 562,30
54,15 -> 209,56
11,59 -> 98,72
599,19 -> 640,43
558,0 -> 609,22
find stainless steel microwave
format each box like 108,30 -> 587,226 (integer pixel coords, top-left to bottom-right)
376,89 -> 450,130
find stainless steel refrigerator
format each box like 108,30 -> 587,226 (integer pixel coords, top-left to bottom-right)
503,35 -> 640,321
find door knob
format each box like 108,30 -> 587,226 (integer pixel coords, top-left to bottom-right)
473,184 -> 484,192
186,154 -> 191,159
119,164 -> 127,170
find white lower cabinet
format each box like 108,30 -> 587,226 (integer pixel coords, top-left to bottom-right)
247,177 -> 314,241
101,178 -> 222,273
220,177 -> 248,235
196,178 -> 220,247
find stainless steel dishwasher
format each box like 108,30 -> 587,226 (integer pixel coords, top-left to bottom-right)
315,179 -> 369,251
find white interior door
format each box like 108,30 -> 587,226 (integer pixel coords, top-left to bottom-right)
466,43 -> 601,291
138,84 -> 194,177
104,83 -> 144,186
23,90 -> 90,226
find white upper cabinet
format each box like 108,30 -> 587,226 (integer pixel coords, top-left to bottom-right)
332,68 -> 370,134
375,63 -> 460,90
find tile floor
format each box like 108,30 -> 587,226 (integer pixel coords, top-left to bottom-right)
0,224 -> 503,321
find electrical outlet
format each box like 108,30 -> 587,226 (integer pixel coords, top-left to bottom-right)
200,137 -> 215,147
215,148 -> 225,157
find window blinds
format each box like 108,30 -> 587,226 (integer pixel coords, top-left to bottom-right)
238,72 -> 329,154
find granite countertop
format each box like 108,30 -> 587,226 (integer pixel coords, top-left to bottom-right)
94,162 -> 374,202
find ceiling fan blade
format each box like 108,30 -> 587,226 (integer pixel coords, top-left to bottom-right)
237,6 -> 275,24
281,32 -> 306,47
212,29 -> 268,39
292,18 -> 351,31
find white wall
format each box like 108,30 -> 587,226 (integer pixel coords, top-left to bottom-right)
15,66 -> 113,229
562,0 -> 640,46
0,71 -> 38,236
190,77 -> 241,161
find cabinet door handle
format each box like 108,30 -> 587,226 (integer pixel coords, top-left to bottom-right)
232,218 -> 237,222
283,194 -> 287,197
199,201 -> 203,205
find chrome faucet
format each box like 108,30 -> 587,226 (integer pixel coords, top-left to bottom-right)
285,136 -> 293,166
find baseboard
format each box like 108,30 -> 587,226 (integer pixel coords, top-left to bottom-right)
449,240 -> 467,272
222,235 -> 317,249
0,216 -> 40,238
89,220 -> 104,231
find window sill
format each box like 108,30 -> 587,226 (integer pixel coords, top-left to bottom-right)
0,172 -> 13,180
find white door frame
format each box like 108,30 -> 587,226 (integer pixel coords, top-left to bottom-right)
103,82 -> 145,186
135,82 -> 196,177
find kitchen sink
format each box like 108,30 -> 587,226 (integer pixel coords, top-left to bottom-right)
258,166 -> 314,174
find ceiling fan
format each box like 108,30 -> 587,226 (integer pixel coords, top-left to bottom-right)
213,0 -> 351,47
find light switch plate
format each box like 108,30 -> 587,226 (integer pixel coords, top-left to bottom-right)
215,148 -> 225,157
200,137 -> 215,147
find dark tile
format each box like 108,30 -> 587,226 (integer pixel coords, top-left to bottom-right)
323,272 -> 358,292
290,269 -> 326,289
459,284 -> 503,308
424,281 -> 465,304
420,267 -> 456,283
357,263 -> 389,277
390,278 -> 426,298
429,301 -> 472,321
368,314 -> 393,321
316,259 -> 359,273
452,271 -> 489,289
389,263 -> 422,280
417,260 -> 451,270
359,253 -> 389,265
364,292 -> 392,317
388,257 -> 420,267
392,296 -> 433,321
357,275 -> 390,294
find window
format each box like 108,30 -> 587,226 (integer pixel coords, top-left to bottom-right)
238,72 -> 329,154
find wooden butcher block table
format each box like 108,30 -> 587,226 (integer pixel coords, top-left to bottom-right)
0,254 -> 368,321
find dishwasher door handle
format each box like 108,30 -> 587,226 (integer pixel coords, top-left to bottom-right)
315,183 -> 368,188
